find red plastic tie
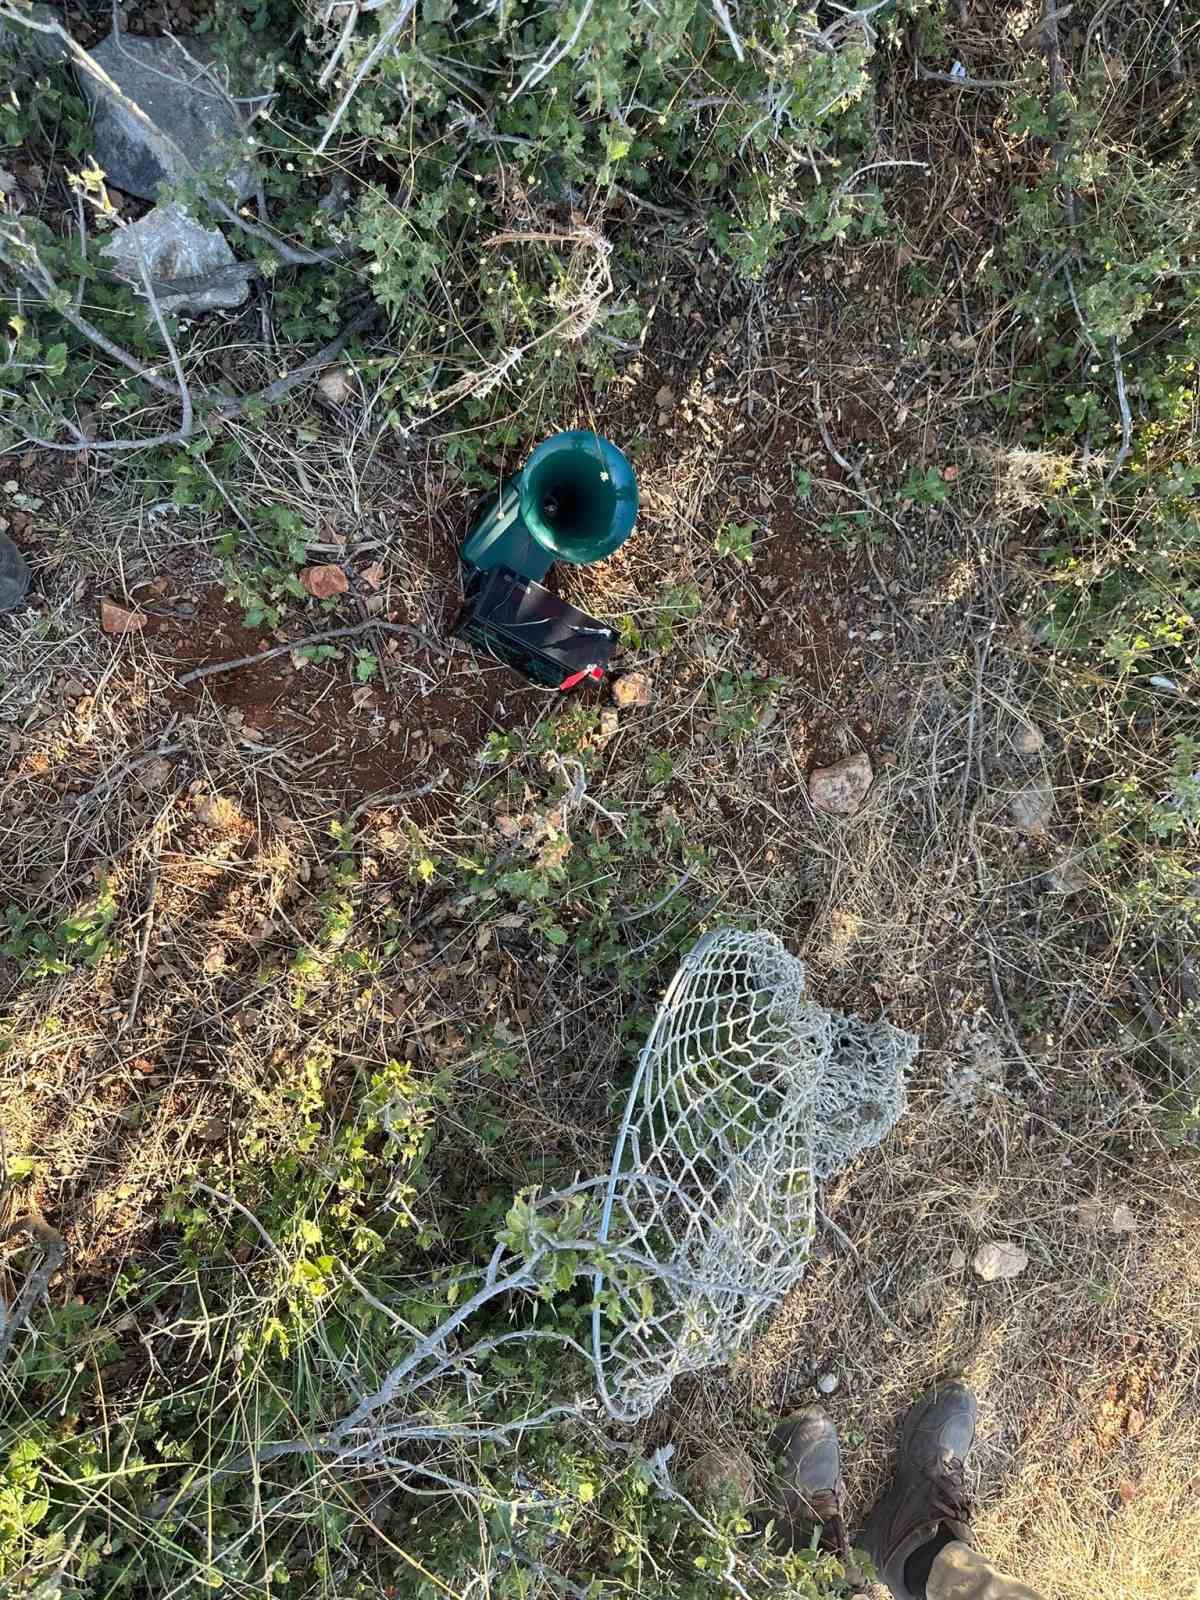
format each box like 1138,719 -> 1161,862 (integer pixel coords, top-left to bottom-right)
558,665 -> 604,691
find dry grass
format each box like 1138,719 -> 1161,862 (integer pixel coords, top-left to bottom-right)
1,25 -> 1198,1596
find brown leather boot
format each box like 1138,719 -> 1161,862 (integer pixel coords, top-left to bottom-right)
771,1407 -> 848,1558
861,1380 -> 977,1599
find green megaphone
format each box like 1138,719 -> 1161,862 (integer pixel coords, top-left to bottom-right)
460,430 -> 638,584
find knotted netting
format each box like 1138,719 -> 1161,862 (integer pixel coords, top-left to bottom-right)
590,928 -> 915,1421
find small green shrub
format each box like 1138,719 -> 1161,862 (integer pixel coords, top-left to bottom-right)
998,35 -> 1199,932
1,0 -> 939,464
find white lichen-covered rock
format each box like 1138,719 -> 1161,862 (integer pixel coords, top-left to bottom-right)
101,205 -> 248,314
972,1241 -> 1029,1281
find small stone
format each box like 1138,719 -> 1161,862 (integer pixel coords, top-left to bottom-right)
1009,782 -> 1054,837
194,794 -> 241,830
1047,852 -> 1087,895
612,671 -> 652,709
654,385 -> 675,409
100,203 -> 248,315
597,708 -> 620,743
0,533 -> 31,610
809,751 -> 873,817
137,757 -> 174,792
1012,720 -> 1044,755
689,1446 -> 756,1509
80,33 -> 256,203
1110,1204 -> 1137,1233
949,1247 -> 968,1271
972,1241 -> 1029,1282
815,1371 -> 839,1395
317,366 -> 353,405
100,597 -> 146,635
300,563 -> 349,599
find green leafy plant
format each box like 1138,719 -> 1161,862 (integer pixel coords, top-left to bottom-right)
0,0 -> 932,459
712,672 -> 781,742
714,519 -> 756,564
819,508 -> 882,547
898,465 -> 950,507
1,880 -> 118,977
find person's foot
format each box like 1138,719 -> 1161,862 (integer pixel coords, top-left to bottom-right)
861,1379 -> 977,1599
771,1407 -> 847,1557
0,534 -> 30,611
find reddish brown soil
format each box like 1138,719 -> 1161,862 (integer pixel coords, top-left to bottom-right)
143,583 -> 590,809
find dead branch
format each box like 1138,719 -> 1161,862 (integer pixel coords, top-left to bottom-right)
915,66 -> 1023,89
346,769 -> 451,826
510,0 -> 596,100
2,227 -> 379,445
17,242 -> 192,450
812,380 -> 866,493
228,302 -> 379,415
176,617 -> 447,687
709,0 -> 745,62
1103,336 -> 1132,487
0,1214 -> 66,1365
0,228 -> 181,400
315,0 -> 419,154
117,863 -> 160,1038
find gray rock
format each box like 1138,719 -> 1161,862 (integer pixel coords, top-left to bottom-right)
1047,851 -> 1088,895
1008,781 -> 1054,836
78,32 -> 254,202
0,3 -> 69,67
100,203 -> 249,314
0,534 -> 31,611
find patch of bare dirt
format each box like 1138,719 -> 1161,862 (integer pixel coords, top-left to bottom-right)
115,581 -> 581,808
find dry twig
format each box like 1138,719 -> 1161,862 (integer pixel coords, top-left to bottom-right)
176,618 -> 446,686
0,1214 -> 66,1364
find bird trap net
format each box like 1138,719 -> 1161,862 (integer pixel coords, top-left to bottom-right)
589,927 -> 915,1420
308,927 -> 915,1472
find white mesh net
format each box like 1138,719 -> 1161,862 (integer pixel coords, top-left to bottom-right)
590,928 -> 914,1421
306,927 -> 914,1475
